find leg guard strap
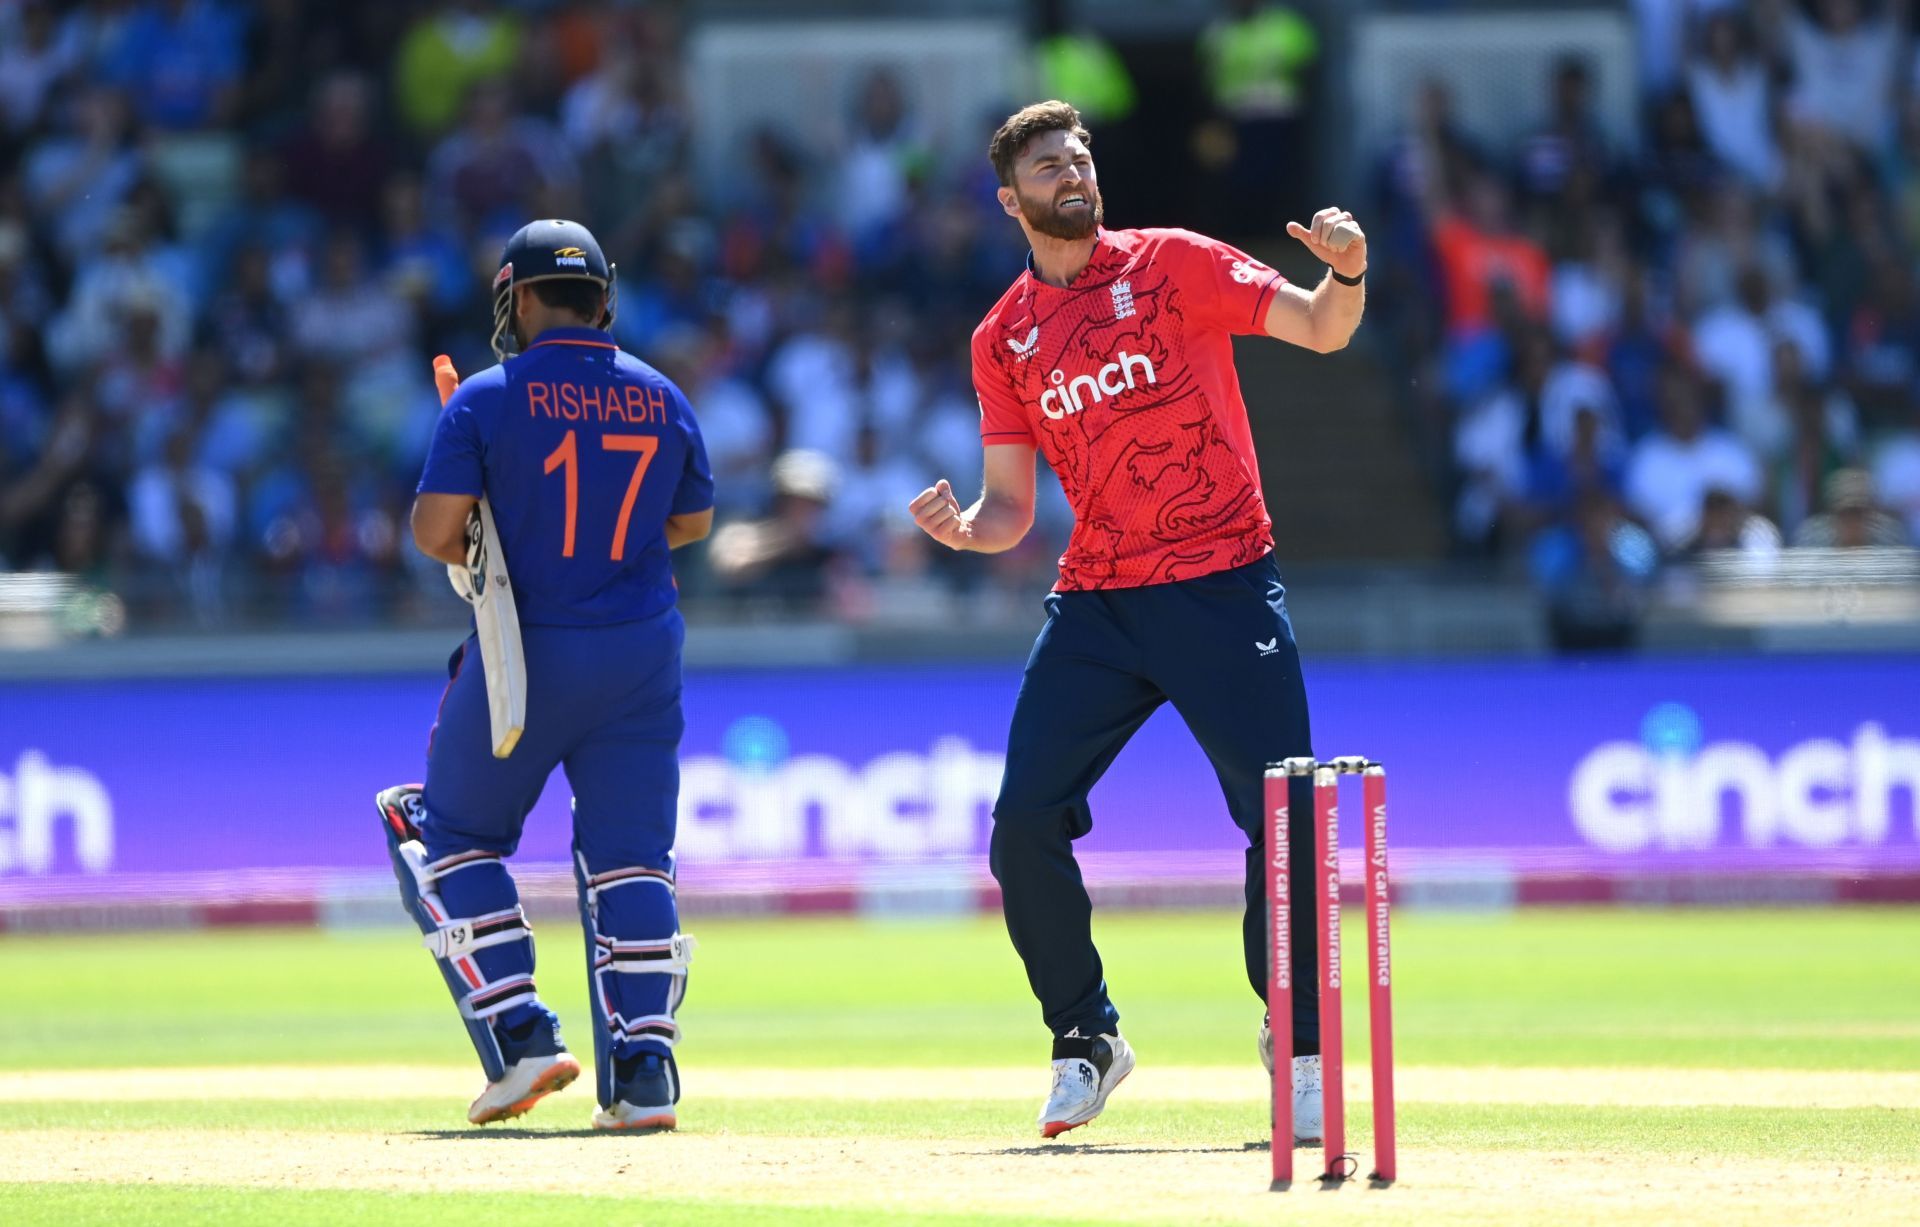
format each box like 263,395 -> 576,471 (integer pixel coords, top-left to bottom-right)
574,848 -> 690,1104
459,972 -> 543,1022
615,1014 -> 681,1047
597,933 -> 696,975
380,784 -> 548,1083
584,864 -> 676,896
423,906 -> 532,960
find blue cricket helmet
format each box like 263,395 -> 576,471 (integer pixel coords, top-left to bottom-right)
490,218 -> 618,359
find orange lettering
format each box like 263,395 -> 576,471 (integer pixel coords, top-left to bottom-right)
527,381 -> 553,418
645,387 -> 667,421
623,385 -> 646,423
603,435 -> 660,561
559,382 -> 581,420
543,430 -> 578,557
578,382 -> 602,421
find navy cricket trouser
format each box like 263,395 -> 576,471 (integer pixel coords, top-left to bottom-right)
989,554 -> 1320,1053
417,608 -> 690,1096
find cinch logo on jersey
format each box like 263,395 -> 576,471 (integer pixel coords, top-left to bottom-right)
1038,350 -> 1158,420
553,246 -> 588,269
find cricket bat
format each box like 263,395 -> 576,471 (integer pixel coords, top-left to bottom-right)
434,355 -> 526,759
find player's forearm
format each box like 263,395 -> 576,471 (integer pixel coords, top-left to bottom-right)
666,509 -> 714,550
411,494 -> 477,566
412,520 -> 467,566
1307,273 -> 1365,353
960,493 -> 1033,554
666,521 -> 713,549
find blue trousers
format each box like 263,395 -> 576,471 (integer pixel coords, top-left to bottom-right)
418,609 -> 689,1097
990,555 -> 1320,1052
421,613 -> 684,868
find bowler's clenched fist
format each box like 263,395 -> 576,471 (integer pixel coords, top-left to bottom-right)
910,479 -> 971,550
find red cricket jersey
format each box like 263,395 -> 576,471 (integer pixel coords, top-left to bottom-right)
974,227 -> 1285,589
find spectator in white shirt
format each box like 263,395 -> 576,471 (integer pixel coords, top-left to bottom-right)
289,231 -> 416,365
1693,264 -> 1830,413
653,323 -> 772,518
1672,185 -> 1799,316
767,301 -> 860,467
1550,215 -> 1628,350
130,427 -> 236,566
0,1 -> 81,135
836,69 -> 924,248
1687,10 -> 1782,189
1625,363 -> 1764,550
1683,487 -> 1783,557
767,302 -> 920,469
1785,0 -> 1903,153
1731,335 -> 1859,462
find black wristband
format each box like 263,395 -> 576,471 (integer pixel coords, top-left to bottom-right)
1330,267 -> 1366,287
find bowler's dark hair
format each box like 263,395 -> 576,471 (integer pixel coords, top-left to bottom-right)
988,100 -> 1090,187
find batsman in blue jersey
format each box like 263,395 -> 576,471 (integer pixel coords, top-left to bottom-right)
376,219 -> 714,1130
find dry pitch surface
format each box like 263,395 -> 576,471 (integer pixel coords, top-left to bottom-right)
2,1063 -> 1917,1226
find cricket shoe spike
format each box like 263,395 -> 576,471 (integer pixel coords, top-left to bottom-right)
592,1052 -> 679,1131
1038,1032 -> 1134,1138
1258,1020 -> 1324,1146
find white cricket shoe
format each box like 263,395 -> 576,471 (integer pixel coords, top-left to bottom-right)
467,1052 -> 581,1125
592,1100 -> 677,1131
1038,1033 -> 1135,1138
592,1053 -> 679,1131
1259,1020 -> 1324,1146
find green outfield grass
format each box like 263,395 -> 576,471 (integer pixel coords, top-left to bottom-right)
5,909 -> 1918,1071
3,907 -> 1918,1225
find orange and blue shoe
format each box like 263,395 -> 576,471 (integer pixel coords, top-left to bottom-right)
468,1016 -> 580,1125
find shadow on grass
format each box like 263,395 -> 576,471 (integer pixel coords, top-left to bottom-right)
972,1143 -> 1256,1156
407,1127 -> 669,1140
1244,1144 -> 1393,1191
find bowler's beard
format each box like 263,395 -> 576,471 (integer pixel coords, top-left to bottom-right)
1017,182 -> 1104,241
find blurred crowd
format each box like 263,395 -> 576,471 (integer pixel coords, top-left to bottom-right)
1372,0 -> 1920,646
4,1 -> 1918,642
0,0 -> 1076,629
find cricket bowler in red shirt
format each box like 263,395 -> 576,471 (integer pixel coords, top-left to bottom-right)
908,100 -> 1367,1140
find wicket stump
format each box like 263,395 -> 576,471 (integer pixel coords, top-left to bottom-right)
1263,755 -> 1396,1189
